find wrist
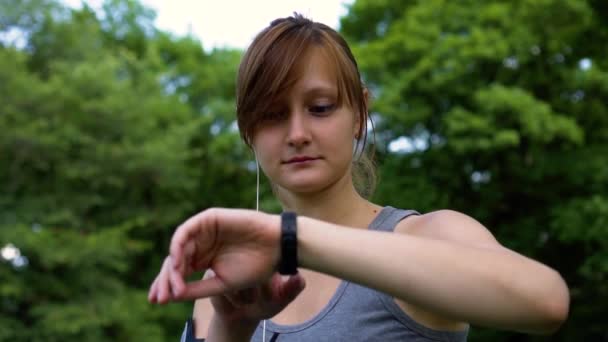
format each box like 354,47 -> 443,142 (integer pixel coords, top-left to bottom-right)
294,216 -> 329,273
295,216 -> 311,270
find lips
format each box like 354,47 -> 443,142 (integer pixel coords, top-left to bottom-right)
284,156 -> 320,164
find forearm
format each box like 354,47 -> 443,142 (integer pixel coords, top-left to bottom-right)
206,315 -> 258,342
296,216 -> 568,333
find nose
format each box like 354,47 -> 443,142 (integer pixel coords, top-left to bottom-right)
286,111 -> 311,147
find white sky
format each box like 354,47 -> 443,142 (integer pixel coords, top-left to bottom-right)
64,0 -> 353,51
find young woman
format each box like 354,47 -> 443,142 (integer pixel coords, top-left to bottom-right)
148,14 -> 570,341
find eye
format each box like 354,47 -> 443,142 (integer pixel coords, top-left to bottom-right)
309,104 -> 335,116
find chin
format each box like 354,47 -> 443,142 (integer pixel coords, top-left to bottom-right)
283,181 -> 327,194
275,174 -> 320,190
279,174 -> 340,194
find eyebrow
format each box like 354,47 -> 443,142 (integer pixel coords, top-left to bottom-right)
301,85 -> 337,97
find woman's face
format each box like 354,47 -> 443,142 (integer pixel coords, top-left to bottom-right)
251,48 -> 360,195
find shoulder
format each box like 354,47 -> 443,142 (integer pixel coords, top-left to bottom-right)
391,209 -> 502,331
395,209 -> 503,250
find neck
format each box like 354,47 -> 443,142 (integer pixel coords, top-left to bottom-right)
274,173 -> 380,229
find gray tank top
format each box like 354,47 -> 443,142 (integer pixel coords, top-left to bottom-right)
181,206 -> 469,341
251,206 -> 469,341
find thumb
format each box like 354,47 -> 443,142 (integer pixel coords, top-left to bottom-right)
275,273 -> 306,304
178,273 -> 228,300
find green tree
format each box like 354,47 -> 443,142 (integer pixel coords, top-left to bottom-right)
3,0 -> 604,340
0,0 -> 255,340
342,0 -> 607,340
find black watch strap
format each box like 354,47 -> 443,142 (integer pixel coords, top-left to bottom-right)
278,211 -> 298,275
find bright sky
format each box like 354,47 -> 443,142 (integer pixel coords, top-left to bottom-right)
64,0 -> 353,51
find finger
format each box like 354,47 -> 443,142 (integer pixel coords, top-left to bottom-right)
148,275 -> 159,303
149,256 -> 172,303
156,264 -> 168,304
170,208 -> 271,270
264,273 -> 305,304
169,256 -> 186,299
178,275 -> 229,301
280,274 -> 306,303
157,258 -> 174,304
170,210 -> 216,270
260,273 -> 283,301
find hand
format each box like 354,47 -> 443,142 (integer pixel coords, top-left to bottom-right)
150,261 -> 305,324
148,208 -> 285,302
207,270 -> 305,323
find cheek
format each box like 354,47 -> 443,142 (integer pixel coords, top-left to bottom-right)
252,129 -> 276,154
323,130 -> 355,169
252,140 -> 279,174
332,121 -> 357,151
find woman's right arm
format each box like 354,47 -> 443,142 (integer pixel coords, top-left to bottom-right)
192,276 -> 304,342
175,268 -> 304,342
192,299 -> 213,339
192,298 -> 258,342
187,271 -> 260,341
180,299 -> 216,341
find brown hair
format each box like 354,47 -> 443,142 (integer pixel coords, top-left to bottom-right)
236,13 -> 377,198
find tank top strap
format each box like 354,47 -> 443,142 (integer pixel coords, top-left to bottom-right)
369,206 -> 420,233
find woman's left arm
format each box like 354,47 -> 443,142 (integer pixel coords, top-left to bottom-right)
297,210 -> 569,335
158,208 -> 569,335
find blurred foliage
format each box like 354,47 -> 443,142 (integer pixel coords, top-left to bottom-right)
0,0 -> 606,340
0,0 -> 258,340
343,0 -> 607,340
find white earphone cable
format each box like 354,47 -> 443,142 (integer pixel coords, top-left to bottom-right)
254,152 -> 267,342
256,153 -> 260,212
